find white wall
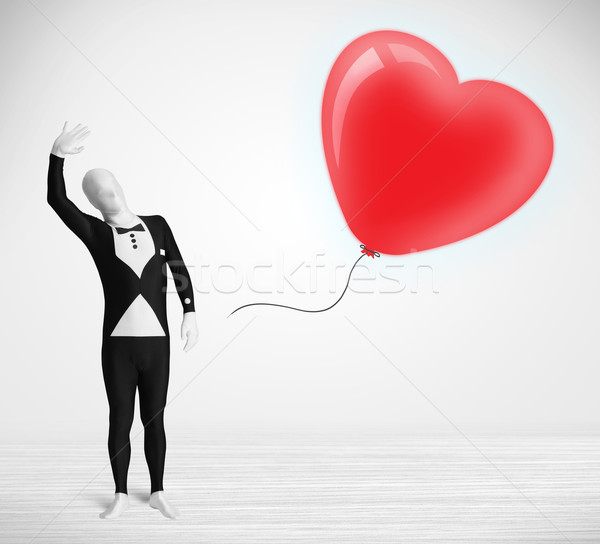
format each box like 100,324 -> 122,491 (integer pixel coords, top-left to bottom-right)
0,0 -> 597,443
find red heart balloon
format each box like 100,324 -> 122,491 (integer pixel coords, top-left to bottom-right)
322,31 -> 553,255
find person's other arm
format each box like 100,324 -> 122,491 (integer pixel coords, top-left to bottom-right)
47,122 -> 95,244
162,216 -> 199,352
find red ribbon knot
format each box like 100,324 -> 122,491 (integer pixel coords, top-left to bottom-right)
360,244 -> 380,258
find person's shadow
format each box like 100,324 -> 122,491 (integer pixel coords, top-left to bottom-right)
129,490 -> 149,503
89,489 -> 149,508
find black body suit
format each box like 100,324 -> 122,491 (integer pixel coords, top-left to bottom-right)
47,153 -> 195,494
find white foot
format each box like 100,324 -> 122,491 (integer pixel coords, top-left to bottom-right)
149,491 -> 180,519
99,492 -> 129,519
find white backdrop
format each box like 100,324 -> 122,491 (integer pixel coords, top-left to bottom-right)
0,0 -> 597,443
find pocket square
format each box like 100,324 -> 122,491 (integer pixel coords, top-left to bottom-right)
160,249 -> 165,256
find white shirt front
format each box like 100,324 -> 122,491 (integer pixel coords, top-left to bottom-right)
111,218 -> 155,278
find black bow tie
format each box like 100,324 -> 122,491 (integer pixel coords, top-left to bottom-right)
115,223 -> 145,234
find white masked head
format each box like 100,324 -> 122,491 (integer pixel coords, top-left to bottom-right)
82,168 -> 128,214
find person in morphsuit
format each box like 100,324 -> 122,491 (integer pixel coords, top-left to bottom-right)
47,122 -> 199,520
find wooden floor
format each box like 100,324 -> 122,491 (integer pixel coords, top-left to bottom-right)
1,435 -> 598,543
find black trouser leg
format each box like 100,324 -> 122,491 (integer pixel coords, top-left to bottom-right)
136,337 -> 170,494
101,338 -> 138,494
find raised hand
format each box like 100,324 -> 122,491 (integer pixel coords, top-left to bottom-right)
51,121 -> 91,158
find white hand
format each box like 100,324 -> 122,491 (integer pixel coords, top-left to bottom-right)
51,121 -> 91,157
181,312 -> 199,353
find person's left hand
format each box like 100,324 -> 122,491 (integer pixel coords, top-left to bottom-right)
181,312 -> 199,352
52,121 -> 91,157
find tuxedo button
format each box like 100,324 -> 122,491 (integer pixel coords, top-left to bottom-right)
132,245 -> 138,249
131,238 -> 137,243
184,298 -> 191,305
130,233 -> 135,237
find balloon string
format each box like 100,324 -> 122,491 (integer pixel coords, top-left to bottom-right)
228,245 -> 379,318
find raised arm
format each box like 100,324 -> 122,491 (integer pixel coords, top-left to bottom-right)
47,122 -> 95,244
